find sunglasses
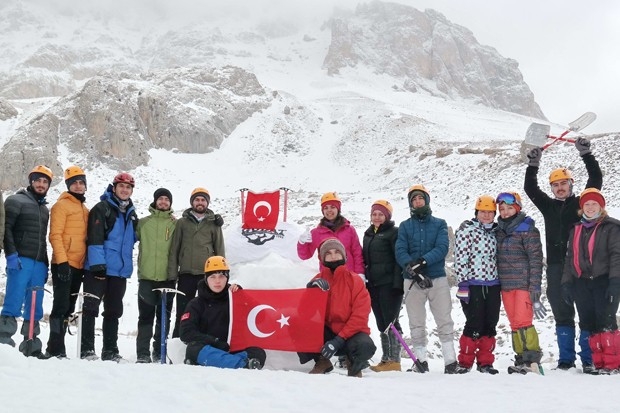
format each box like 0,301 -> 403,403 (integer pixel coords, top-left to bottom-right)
496,192 -> 522,207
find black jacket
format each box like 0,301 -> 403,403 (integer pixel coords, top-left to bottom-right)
179,279 -> 231,346
362,221 -> 402,290
3,188 -> 49,264
524,153 -> 602,264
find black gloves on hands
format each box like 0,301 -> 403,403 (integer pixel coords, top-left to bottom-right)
57,262 -> 72,283
406,259 -> 432,289
415,274 -> 433,289
211,338 -> 230,352
321,336 -> 345,359
530,291 -> 547,320
605,278 -> 620,304
561,283 -> 574,306
214,214 -> 224,227
527,147 -> 542,167
575,137 -> 591,156
90,265 -> 107,280
306,278 -> 329,291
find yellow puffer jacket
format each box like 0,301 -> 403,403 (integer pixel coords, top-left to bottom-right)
49,192 -> 89,268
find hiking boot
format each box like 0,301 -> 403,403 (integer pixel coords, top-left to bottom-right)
30,350 -> 52,360
582,363 -> 599,375
309,356 -> 334,374
556,361 -> 576,370
81,350 -> 99,361
407,360 -> 429,373
136,354 -> 152,364
477,364 -> 499,375
445,361 -> 469,374
101,350 -> 125,363
344,356 -> 366,377
247,358 -> 263,370
370,360 -> 401,372
152,351 -> 161,363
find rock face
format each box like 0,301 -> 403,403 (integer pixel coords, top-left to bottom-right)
0,99 -> 18,120
323,2 -> 544,118
0,66 -> 271,189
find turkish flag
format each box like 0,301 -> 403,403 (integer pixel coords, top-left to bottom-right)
242,190 -> 280,230
229,289 -> 327,352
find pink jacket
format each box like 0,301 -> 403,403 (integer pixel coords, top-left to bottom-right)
297,219 -> 365,274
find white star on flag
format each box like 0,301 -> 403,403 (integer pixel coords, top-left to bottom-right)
277,314 -> 290,328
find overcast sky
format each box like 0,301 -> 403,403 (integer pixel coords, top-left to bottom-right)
33,0 -> 618,133
408,0 -> 619,134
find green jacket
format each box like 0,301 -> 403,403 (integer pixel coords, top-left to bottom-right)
137,206 -> 177,281
167,208 -> 225,278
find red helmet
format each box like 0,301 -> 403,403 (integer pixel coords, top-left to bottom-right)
113,172 -> 135,187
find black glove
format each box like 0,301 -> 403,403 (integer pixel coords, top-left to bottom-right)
214,214 -> 224,227
605,278 -> 620,304
405,258 -> 427,277
575,137 -> 591,156
90,265 -> 107,280
211,338 -> 230,352
527,147 -> 542,167
321,336 -> 345,359
306,278 -> 329,291
57,262 -> 72,283
415,274 -> 433,289
561,283 -> 574,306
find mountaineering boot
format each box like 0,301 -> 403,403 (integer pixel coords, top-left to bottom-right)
45,317 -> 67,357
345,356 -> 364,378
444,361 -> 469,374
578,330 -> 593,367
0,315 -> 17,347
407,360 -> 429,373
370,333 -> 390,371
457,334 -> 476,371
556,325 -> 576,369
476,336 -> 496,368
136,322 -> 153,363
477,364 -> 499,375
80,315 -> 98,360
309,355 -> 334,374
18,320 -> 43,357
371,331 -> 401,372
582,363 -> 599,375
101,317 -> 121,361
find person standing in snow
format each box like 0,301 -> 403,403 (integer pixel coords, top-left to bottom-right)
135,188 -> 177,363
297,192 -> 364,276
45,166 -> 89,358
362,200 -> 403,372
0,190 -> 5,256
81,172 -> 138,362
180,256 -> 265,370
495,191 -> 545,373
453,195 -> 501,374
561,188 -> 620,374
395,184 -> 461,374
299,238 -> 376,377
524,138 -> 602,371
167,187 -> 224,338
0,165 -> 52,358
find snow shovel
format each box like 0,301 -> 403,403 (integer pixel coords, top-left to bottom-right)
153,288 -> 185,364
524,112 -> 597,149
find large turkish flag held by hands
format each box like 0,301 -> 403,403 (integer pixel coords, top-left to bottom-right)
229,289 -> 327,352
242,191 -> 280,230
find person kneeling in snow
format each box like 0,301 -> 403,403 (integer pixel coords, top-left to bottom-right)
180,256 -> 266,369
298,238 -> 376,377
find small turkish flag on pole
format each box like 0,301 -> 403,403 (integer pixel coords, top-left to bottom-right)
242,190 -> 280,230
229,289 -> 327,352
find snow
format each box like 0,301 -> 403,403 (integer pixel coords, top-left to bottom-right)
1,1 -> 620,412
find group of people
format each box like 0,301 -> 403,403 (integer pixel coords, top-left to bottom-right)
1,135 -> 619,376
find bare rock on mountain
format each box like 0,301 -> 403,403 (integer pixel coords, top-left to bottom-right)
0,66 -> 271,190
0,98 -> 18,120
323,1 -> 544,118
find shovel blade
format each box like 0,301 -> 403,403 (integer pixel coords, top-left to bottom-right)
568,112 -> 597,132
524,123 -> 551,146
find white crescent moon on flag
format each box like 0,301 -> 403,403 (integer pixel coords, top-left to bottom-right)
253,200 -> 272,217
247,304 -> 276,338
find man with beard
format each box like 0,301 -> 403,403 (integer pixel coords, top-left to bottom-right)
81,172 -> 138,362
524,138 -> 602,372
168,187 -> 224,337
0,165 -> 53,358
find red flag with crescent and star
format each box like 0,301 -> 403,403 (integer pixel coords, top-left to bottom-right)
242,190 -> 280,230
229,288 -> 328,352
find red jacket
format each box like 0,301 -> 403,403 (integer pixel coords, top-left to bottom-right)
311,266 -> 371,339
297,219 -> 364,274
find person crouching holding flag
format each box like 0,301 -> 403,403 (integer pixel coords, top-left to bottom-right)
299,238 -> 376,377
180,256 -> 265,369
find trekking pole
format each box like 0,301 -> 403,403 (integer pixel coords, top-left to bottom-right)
153,288 -> 185,365
384,264 -> 427,372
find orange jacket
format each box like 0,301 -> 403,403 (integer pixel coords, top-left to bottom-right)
311,265 -> 371,339
49,192 -> 89,268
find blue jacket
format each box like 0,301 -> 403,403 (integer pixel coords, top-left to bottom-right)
86,185 -> 138,278
395,213 -> 449,279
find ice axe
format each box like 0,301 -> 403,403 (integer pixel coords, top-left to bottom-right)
383,263 -> 428,373
153,287 -> 185,364
524,112 -> 596,150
